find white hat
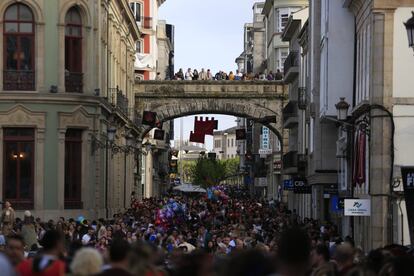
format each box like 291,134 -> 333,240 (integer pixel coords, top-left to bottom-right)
24,210 -> 31,217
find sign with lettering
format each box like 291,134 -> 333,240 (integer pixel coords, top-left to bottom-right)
261,126 -> 270,149
293,179 -> 311,194
344,199 -> 371,216
401,167 -> 414,244
283,179 -> 294,191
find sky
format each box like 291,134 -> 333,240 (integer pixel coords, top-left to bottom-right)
159,0 -> 257,150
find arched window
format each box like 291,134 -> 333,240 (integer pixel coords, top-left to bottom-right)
3,3 -> 35,91
65,7 -> 82,93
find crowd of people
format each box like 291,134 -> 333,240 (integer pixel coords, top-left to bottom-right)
0,187 -> 412,276
156,68 -> 284,81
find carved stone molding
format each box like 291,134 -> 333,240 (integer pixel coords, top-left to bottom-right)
0,105 -> 46,128
58,106 -> 96,130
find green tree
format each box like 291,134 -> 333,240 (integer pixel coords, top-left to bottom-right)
221,157 -> 240,177
191,157 -> 226,188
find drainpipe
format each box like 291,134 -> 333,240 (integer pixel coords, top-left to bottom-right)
124,151 -> 127,209
105,141 -> 109,218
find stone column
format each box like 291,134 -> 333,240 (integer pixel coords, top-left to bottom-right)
57,129 -> 66,210
369,10 -> 394,249
145,151 -> 153,198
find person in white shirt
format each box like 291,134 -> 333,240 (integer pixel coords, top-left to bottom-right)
82,228 -> 95,246
185,68 -> 193,80
199,68 -> 207,80
207,69 -> 213,80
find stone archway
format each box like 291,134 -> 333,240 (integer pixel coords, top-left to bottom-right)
134,80 -> 287,141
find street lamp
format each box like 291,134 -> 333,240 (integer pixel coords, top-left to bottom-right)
404,12 -> 414,50
335,97 -> 350,121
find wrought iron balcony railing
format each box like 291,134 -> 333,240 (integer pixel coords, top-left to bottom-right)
3,70 -> 35,91
283,51 -> 299,75
283,151 -> 298,170
139,16 -> 153,29
65,72 -> 83,93
109,86 -> 129,116
283,101 -> 298,120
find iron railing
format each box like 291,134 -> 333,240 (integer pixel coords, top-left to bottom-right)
283,101 -> 298,120
283,51 -> 299,74
283,151 -> 298,169
3,70 -> 35,91
109,86 -> 129,116
139,16 -> 153,29
65,72 -> 83,93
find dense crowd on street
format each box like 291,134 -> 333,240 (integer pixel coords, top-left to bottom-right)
0,187 -> 412,275
156,68 -> 284,81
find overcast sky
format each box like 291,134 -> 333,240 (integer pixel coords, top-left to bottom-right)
159,0 -> 256,150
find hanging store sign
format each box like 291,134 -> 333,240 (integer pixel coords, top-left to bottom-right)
401,167 -> 414,244
255,177 -> 268,187
259,149 -> 272,155
283,179 -> 294,191
261,126 -> 270,149
344,199 -> 371,216
293,179 -> 311,194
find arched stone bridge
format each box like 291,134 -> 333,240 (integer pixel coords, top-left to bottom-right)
134,81 -> 287,141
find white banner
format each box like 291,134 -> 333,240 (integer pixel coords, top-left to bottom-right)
259,149 -> 272,155
344,199 -> 371,216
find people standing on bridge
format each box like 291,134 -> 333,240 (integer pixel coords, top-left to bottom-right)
214,71 -> 222,80
192,69 -> 199,80
275,69 -> 283,80
267,71 -> 275,80
185,68 -> 193,80
228,71 -> 235,80
259,72 -> 266,80
235,70 -> 243,80
176,69 -> 184,80
155,72 -> 162,81
207,69 -> 213,80
199,68 -> 207,80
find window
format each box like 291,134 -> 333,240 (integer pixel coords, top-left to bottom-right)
3,128 -> 34,209
136,40 -> 142,53
130,2 -> 142,22
279,50 -> 289,71
3,3 -> 35,90
64,129 -> 82,209
231,139 -> 234,147
65,7 -> 83,93
280,14 -> 289,32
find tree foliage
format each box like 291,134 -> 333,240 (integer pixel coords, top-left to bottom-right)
190,157 -> 240,188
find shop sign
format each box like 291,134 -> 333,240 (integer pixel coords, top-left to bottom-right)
344,199 -> 371,216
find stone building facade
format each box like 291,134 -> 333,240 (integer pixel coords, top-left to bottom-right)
344,0 -> 414,250
0,0 -> 140,219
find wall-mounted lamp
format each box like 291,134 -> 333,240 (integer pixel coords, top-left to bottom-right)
404,12 -> 414,51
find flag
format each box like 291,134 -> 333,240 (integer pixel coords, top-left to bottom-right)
189,131 -> 205,143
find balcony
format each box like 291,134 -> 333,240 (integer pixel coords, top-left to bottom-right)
129,108 -> 141,127
283,101 -> 298,129
109,87 -> 129,117
138,16 -> 153,29
65,72 -> 83,93
3,70 -> 35,91
283,51 -> 299,83
283,151 -> 306,175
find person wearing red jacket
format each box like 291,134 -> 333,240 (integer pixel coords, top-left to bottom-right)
17,230 -> 66,276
